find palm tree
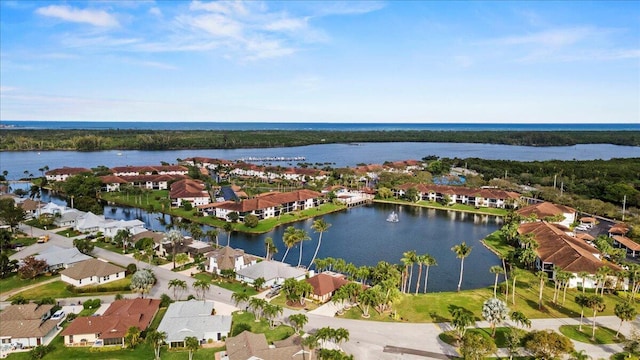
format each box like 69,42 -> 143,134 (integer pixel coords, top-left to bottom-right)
596,266 -> 611,296
510,267 -> 521,306
309,219 -> 331,269
400,253 -> 412,293
288,313 -> 308,334
166,229 -> 183,270
192,279 -> 210,302
490,265 -> 504,298
263,303 -> 283,329
586,294 -> 606,341
510,311 -> 531,329
281,226 -> 298,264
404,250 -> 417,293
570,350 -> 591,360
560,271 -> 574,306
146,329 -> 167,360
264,237 -> 277,261
575,294 -> 588,331
206,229 -> 219,247
578,271 -> 591,293
614,301 -> 637,337
451,242 -> 472,292
231,292 -> 250,312
114,229 -> 132,254
223,222 -> 233,247
423,254 -> 437,294
168,279 -> 187,301
248,297 -> 267,320
184,336 -> 200,360
296,229 -> 311,268
414,254 -> 425,295
536,271 -> 547,310
124,326 -> 141,348
482,297 -> 509,337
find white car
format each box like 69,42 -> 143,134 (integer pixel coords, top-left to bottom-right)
51,310 -> 65,320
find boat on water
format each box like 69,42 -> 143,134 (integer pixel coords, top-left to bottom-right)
386,211 -> 399,223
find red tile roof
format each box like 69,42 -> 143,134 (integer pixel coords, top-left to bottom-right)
612,235 -> 640,251
516,202 -> 575,219
170,179 -> 208,199
46,167 -> 91,176
305,273 -> 349,297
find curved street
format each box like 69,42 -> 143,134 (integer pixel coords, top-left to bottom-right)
7,224 -> 640,359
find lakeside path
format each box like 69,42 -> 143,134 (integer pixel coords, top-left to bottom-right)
9,225 -> 640,359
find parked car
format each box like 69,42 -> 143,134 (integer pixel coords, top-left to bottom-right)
51,310 -> 65,320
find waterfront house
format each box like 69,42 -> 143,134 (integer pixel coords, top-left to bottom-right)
516,202 -> 576,228
157,300 -> 232,347
223,331 -> 308,360
0,304 -> 58,348
170,179 -> 211,207
16,199 -> 43,219
45,167 -> 91,182
110,165 -> 188,176
61,298 -> 160,347
305,272 -> 350,303
204,246 -> 258,275
235,260 -> 307,287
518,221 -> 622,289
100,174 -> 188,192
394,183 -> 520,209
53,209 -> 85,228
35,245 -> 92,272
60,258 -> 126,287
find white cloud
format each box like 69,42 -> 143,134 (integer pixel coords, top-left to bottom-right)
149,7 -> 162,17
36,5 -> 120,27
493,27 -> 596,47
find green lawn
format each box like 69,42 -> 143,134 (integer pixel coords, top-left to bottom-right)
231,311 -> 294,343
6,335 -> 223,360
0,273 -> 59,294
9,277 -> 131,300
194,272 -> 258,296
374,198 -> 509,217
269,293 -> 320,311
439,327 -> 515,348
559,325 -> 624,345
55,229 -> 82,237
149,307 -> 167,330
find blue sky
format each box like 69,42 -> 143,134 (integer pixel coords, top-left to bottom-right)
0,1 -> 638,123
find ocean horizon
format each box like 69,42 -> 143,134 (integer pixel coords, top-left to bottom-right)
1,120 -> 638,131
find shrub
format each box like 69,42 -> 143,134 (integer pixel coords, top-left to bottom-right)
83,298 -> 101,310
29,344 -> 53,359
10,295 -> 27,305
66,313 -> 78,322
126,263 -> 137,275
187,294 -> 196,301
160,293 -> 172,307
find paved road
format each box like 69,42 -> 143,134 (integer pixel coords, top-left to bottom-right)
9,225 -> 640,359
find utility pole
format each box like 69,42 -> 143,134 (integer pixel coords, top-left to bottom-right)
622,195 -> 627,221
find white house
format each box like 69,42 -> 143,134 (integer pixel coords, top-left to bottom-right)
45,167 -> 91,182
235,261 -> 308,287
170,179 -> 210,207
35,245 -> 92,272
157,300 -> 232,347
60,258 -> 126,287
0,304 -> 58,348
204,246 -> 258,275
101,219 -> 146,238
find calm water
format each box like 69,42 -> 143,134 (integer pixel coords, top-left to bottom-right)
105,202 -> 503,293
3,120 -> 638,131
2,143 -> 639,180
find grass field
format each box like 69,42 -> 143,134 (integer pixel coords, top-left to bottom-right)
231,311 -> 294,343
559,325 -> 624,344
0,273 -> 59,294
193,272 -> 258,296
374,198 -> 509,217
8,277 -> 131,300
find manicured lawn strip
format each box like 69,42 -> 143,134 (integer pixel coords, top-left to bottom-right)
6,334 -> 222,360
9,278 -> 131,300
149,307 -> 167,330
374,199 -> 508,217
93,240 -> 129,254
55,229 -> 81,237
0,273 -> 59,294
481,231 -> 515,258
269,294 -> 320,311
194,272 -> 258,296
231,311 -> 294,343
558,325 -> 624,345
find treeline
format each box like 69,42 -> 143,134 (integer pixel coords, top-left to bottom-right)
1,129 -> 639,151
444,157 -> 640,208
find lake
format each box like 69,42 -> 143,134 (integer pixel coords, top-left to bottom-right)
1,142 -> 639,181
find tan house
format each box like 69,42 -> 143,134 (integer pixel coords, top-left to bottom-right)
170,179 -> 210,207
305,272 -> 350,303
518,221 -> 621,289
45,167 -> 91,182
61,298 -> 160,347
516,202 -> 576,227
60,258 -> 126,287
0,304 -> 58,348
224,331 -> 309,360
204,246 -> 258,275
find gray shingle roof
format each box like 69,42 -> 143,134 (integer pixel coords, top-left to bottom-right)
236,260 -> 306,282
157,300 -> 232,342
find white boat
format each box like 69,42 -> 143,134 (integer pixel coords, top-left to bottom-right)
386,211 -> 399,223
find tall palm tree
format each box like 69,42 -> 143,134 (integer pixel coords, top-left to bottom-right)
400,254 -> 412,293
168,279 -> 187,301
192,279 -> 211,303
264,237 -> 277,261
423,254 -> 437,294
296,229 -> 311,268
184,336 -> 200,360
490,265 -> 504,298
414,254 -> 425,295
614,301 -> 637,337
231,292 -> 250,312
223,223 -> 233,247
536,271 -> 547,310
146,329 -> 167,360
166,229 -> 183,270
405,250 -> 417,293
510,267 -> 522,306
575,294 -> 588,331
288,313 -> 308,335
578,271 -> 591,293
586,295 -> 606,341
451,242 -> 472,292
309,219 -> 331,269
206,229 -> 219,247
281,226 -> 298,263
596,266 -> 611,296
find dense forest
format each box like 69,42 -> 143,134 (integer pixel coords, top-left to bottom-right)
1,129 -> 639,151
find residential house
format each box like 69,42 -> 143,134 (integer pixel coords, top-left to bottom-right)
395,183 -> 520,209
16,199 -> 43,219
157,300 -> 232,347
235,260 -> 307,287
516,202 -> 576,228
518,221 -> 622,289
223,331 -> 309,360
0,304 -> 58,348
204,246 -> 258,275
45,167 -> 91,182
305,272 -> 350,303
170,179 -> 210,207
53,209 -> 85,228
60,258 -> 126,287
101,219 -> 146,238
35,245 -> 92,272
74,212 -> 105,233
611,235 -> 640,258
61,298 -> 160,347
110,165 -> 188,176
100,174 -> 188,192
